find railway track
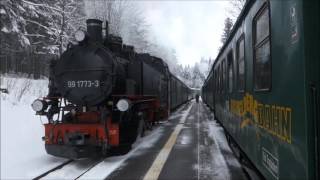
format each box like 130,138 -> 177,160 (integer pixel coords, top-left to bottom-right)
32,160 -> 73,180
32,158 -> 105,180
74,158 -> 106,180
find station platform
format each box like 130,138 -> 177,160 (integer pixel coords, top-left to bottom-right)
106,100 -> 247,180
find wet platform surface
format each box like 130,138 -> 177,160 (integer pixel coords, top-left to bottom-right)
106,100 -> 247,180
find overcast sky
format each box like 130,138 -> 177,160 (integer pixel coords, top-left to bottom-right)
139,1 -> 232,66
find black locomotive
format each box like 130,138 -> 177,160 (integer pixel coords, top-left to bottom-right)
32,19 -> 192,159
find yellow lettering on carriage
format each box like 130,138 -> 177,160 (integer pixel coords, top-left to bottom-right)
229,93 -> 292,144
282,108 -> 292,143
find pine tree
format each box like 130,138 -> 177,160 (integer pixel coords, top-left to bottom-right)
228,0 -> 246,21
221,17 -> 233,44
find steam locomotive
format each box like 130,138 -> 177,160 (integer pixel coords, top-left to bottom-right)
32,19 -> 192,159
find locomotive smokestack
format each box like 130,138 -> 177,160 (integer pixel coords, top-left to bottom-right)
86,19 -> 103,43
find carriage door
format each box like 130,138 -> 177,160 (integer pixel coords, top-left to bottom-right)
309,49 -> 320,180
303,1 -> 320,178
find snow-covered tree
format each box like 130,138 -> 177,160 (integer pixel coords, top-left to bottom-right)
85,0 -> 125,35
121,6 -> 150,53
221,17 -> 233,44
0,0 -> 42,75
1,0 -> 85,55
46,0 -> 86,54
1,0 -> 31,49
173,58 -> 211,89
0,0 -> 86,76
85,0 -> 150,53
191,62 -> 206,88
228,0 -> 246,21
148,44 -> 179,72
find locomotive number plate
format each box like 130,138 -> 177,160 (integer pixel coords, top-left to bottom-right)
67,80 -> 100,88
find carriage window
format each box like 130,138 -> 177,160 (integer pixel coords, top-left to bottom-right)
217,66 -> 220,93
213,70 -> 217,93
253,4 -> 271,91
221,64 -> 223,93
237,36 -> 245,91
222,60 -> 226,93
227,52 -> 234,93
218,65 -> 220,93
216,68 -> 219,93
219,65 -> 222,93
217,67 -> 219,93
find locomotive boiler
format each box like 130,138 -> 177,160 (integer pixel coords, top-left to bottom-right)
32,19 -> 192,159
54,19 -> 126,106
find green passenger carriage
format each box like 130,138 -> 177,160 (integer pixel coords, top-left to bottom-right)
202,0 -> 319,179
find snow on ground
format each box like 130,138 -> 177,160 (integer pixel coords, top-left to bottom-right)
205,120 -> 231,180
1,76 -> 48,105
1,76 -> 67,179
199,104 -> 243,179
203,105 -> 238,164
207,120 -> 242,168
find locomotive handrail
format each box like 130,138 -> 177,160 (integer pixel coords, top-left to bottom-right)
132,99 -> 156,104
55,68 -> 111,74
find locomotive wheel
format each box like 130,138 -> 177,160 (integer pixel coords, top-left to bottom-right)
137,117 -> 146,139
102,142 -> 109,157
136,116 -> 148,140
146,119 -> 153,131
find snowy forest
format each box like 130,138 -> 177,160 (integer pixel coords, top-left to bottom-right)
0,0 -> 244,89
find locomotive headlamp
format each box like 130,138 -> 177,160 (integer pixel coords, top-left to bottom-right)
31,99 -> 47,112
74,30 -> 86,42
116,99 -> 131,112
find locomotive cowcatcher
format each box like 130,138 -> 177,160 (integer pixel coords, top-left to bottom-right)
31,19 -> 170,159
